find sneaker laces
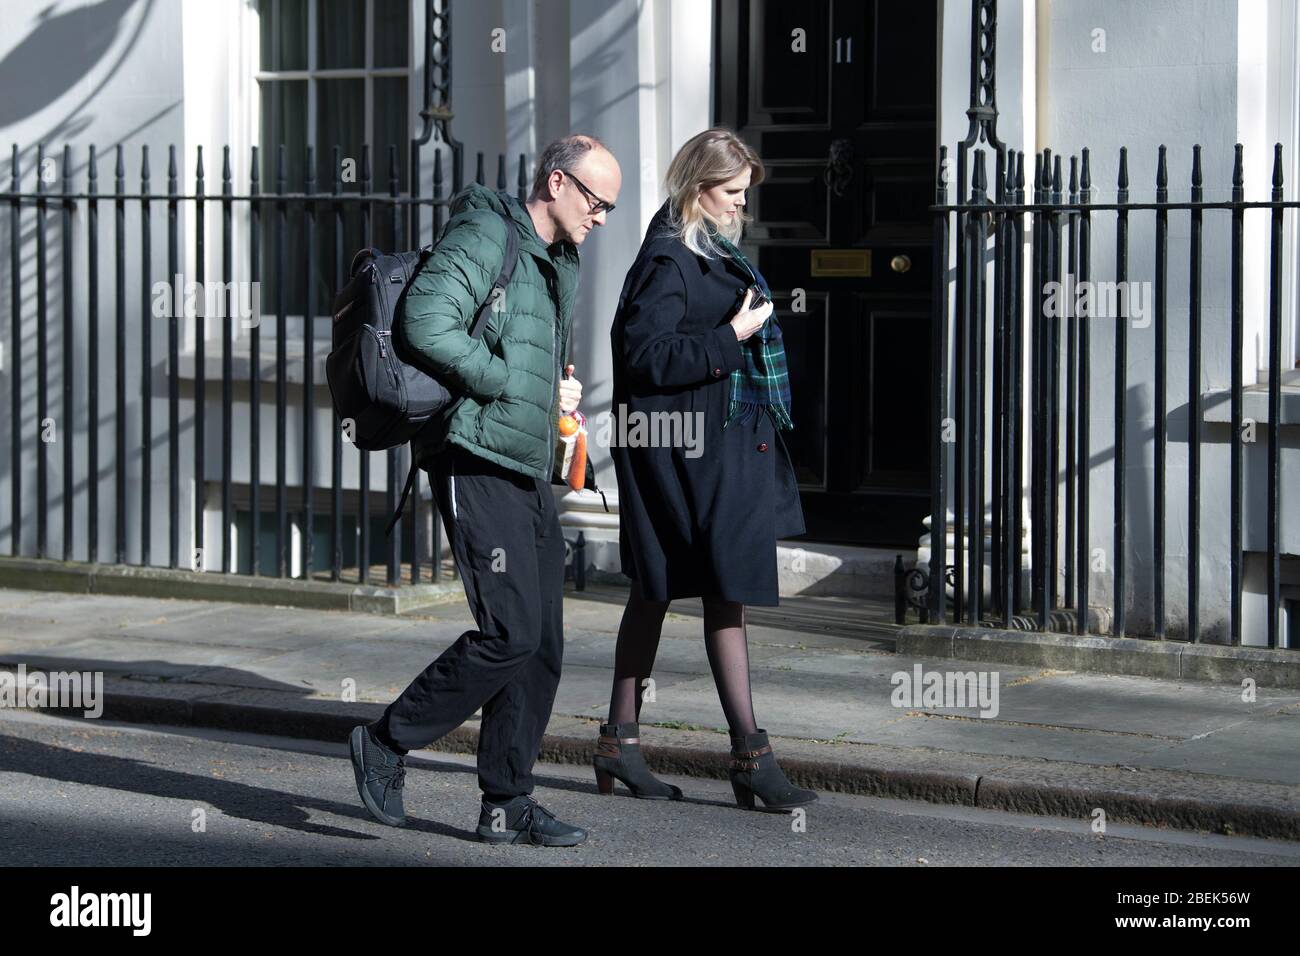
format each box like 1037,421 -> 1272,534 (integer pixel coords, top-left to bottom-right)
366,755 -> 406,796
516,796 -> 555,835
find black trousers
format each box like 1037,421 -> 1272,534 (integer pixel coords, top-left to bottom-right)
376,444 -> 566,802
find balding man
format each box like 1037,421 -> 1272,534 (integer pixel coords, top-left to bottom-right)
350,135 -> 622,846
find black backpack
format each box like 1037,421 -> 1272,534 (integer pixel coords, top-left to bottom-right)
325,208 -> 520,535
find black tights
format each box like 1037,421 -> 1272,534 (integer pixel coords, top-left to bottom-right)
607,578 -> 759,738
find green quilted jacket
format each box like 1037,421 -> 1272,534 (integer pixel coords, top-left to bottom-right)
400,183 -> 580,481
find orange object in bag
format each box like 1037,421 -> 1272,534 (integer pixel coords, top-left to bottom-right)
556,410 -> 588,490
567,428 -> 587,491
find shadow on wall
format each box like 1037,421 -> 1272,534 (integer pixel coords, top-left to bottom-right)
0,0 -> 154,150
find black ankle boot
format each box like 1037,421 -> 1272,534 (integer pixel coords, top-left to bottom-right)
593,722 -> 683,800
729,729 -> 818,811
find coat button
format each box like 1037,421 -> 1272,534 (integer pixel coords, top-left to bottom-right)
757,442 -> 768,452
712,367 -> 723,377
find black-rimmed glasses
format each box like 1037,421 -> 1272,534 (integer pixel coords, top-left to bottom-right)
561,169 -> 616,215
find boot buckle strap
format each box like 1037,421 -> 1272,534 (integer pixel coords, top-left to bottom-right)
598,735 -> 640,745
731,759 -> 761,771
732,744 -> 772,759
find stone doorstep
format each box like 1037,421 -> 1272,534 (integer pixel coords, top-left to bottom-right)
776,542 -> 907,598
558,527 -> 908,600
898,623 -> 1300,689
0,556 -> 464,616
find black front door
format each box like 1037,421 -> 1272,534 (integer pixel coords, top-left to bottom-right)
713,0 -> 938,546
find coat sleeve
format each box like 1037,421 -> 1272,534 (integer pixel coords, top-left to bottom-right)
398,210 -> 511,403
620,254 -> 745,389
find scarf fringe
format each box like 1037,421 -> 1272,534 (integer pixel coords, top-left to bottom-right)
724,400 -> 794,432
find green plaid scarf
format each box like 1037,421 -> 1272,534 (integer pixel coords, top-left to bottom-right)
710,231 -> 794,432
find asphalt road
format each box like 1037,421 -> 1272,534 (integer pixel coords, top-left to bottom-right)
1,709 -> 1296,867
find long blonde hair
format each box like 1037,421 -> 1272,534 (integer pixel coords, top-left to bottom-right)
663,128 -> 764,259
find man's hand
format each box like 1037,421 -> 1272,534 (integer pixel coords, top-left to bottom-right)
558,364 -> 583,414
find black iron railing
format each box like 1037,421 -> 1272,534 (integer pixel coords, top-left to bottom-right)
925,139 -> 1299,649
3,140 -> 528,587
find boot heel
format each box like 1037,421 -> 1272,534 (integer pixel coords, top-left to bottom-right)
595,767 -> 616,795
730,777 -> 756,810
730,729 -> 819,812
592,722 -> 684,800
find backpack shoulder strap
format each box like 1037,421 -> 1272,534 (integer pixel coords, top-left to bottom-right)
466,208 -> 521,339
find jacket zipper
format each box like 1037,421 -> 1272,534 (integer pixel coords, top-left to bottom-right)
545,269 -> 564,480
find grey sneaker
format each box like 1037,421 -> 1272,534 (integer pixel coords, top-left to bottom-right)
349,724 -> 407,826
475,795 -> 587,847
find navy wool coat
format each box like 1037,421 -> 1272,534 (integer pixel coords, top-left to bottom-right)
609,201 -> 805,606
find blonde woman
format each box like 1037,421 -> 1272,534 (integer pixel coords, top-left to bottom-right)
596,128 -> 815,811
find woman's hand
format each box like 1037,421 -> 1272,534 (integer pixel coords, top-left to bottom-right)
729,288 -> 774,342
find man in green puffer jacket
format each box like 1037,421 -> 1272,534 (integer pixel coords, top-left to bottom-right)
404,181 -> 576,478
349,135 -> 622,847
